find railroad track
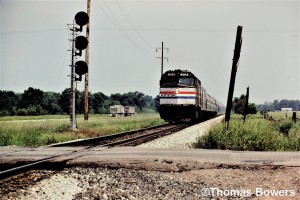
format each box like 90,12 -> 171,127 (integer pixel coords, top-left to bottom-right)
50,123 -> 187,147
0,123 -> 188,181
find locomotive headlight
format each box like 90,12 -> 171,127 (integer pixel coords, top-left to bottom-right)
176,88 -> 179,94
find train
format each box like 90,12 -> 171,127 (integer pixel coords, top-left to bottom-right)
109,105 -> 135,117
159,69 -> 218,123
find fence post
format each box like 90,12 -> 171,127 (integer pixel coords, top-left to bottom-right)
292,112 -> 296,123
243,87 -> 249,124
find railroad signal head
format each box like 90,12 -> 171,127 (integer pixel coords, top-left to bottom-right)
75,11 -> 89,32
75,60 -> 88,76
75,36 -> 88,56
75,36 -> 88,50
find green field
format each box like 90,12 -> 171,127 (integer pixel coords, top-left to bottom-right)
0,114 -> 165,147
192,114 -> 300,151
265,111 -> 300,121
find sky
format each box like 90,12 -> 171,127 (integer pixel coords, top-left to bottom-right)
0,0 -> 299,105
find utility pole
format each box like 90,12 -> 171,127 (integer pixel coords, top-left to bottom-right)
156,42 -> 169,76
225,26 -> 243,129
84,0 -> 91,121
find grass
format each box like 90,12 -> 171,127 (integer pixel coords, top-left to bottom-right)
192,114 -> 300,151
265,111 -> 300,121
0,113 -> 165,147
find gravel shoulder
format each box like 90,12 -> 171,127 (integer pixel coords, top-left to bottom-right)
2,166 -> 299,200
138,115 -> 224,148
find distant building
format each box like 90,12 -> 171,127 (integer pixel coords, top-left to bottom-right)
281,108 -> 293,112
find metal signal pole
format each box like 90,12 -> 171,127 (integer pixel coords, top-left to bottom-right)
84,0 -> 91,121
69,11 -> 89,130
70,20 -> 77,130
156,42 -> 169,76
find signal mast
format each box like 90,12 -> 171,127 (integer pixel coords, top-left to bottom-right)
69,12 -> 89,130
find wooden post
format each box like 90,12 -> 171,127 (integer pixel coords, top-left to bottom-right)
292,112 -> 296,123
225,26 -> 243,129
84,0 -> 91,121
243,87 -> 249,124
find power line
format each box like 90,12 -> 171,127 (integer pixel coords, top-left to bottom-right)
114,0 -> 154,51
94,0 -> 158,63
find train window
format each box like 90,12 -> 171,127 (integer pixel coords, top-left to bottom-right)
160,76 -> 178,87
178,77 -> 194,86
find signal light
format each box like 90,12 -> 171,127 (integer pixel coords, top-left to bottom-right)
73,11 -> 89,73
75,36 -> 88,50
75,11 -> 89,32
75,60 -> 88,75
75,35 -> 88,56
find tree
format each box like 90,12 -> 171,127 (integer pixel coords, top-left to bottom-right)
19,87 -> 44,109
133,91 -> 146,111
92,92 -> 108,114
273,100 -> 280,110
42,92 -> 62,114
257,100 -> 300,112
17,87 -> 45,115
121,92 -> 135,106
153,95 -> 160,112
233,95 -> 246,114
1,87 -> 159,115
247,103 -> 257,114
110,93 -> 123,103
59,88 -> 81,114
279,99 -> 289,109
256,102 -> 275,112
233,95 -> 257,114
0,90 -> 19,115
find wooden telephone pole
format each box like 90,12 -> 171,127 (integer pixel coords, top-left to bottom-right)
84,0 -> 91,121
225,26 -> 243,129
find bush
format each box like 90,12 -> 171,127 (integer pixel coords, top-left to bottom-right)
277,120 -> 293,136
16,108 -> 28,116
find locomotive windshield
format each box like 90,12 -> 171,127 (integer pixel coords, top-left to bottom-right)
178,77 -> 194,86
160,76 -> 195,87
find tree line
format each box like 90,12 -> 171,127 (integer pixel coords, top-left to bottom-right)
257,99 -> 300,112
0,87 -> 160,116
230,95 -> 300,115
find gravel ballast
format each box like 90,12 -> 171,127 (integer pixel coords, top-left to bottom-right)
138,115 -> 224,148
2,167 -> 299,200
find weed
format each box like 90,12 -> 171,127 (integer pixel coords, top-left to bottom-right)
277,120 -> 293,136
192,114 -> 300,151
0,114 -> 164,147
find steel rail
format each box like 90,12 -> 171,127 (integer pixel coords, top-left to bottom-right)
106,124 -> 188,147
0,146 -> 93,181
49,123 -> 171,147
0,123 -> 188,181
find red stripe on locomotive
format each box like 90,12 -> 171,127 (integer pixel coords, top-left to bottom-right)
160,91 -> 196,95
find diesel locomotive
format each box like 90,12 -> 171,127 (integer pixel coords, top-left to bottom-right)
159,69 -> 218,123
